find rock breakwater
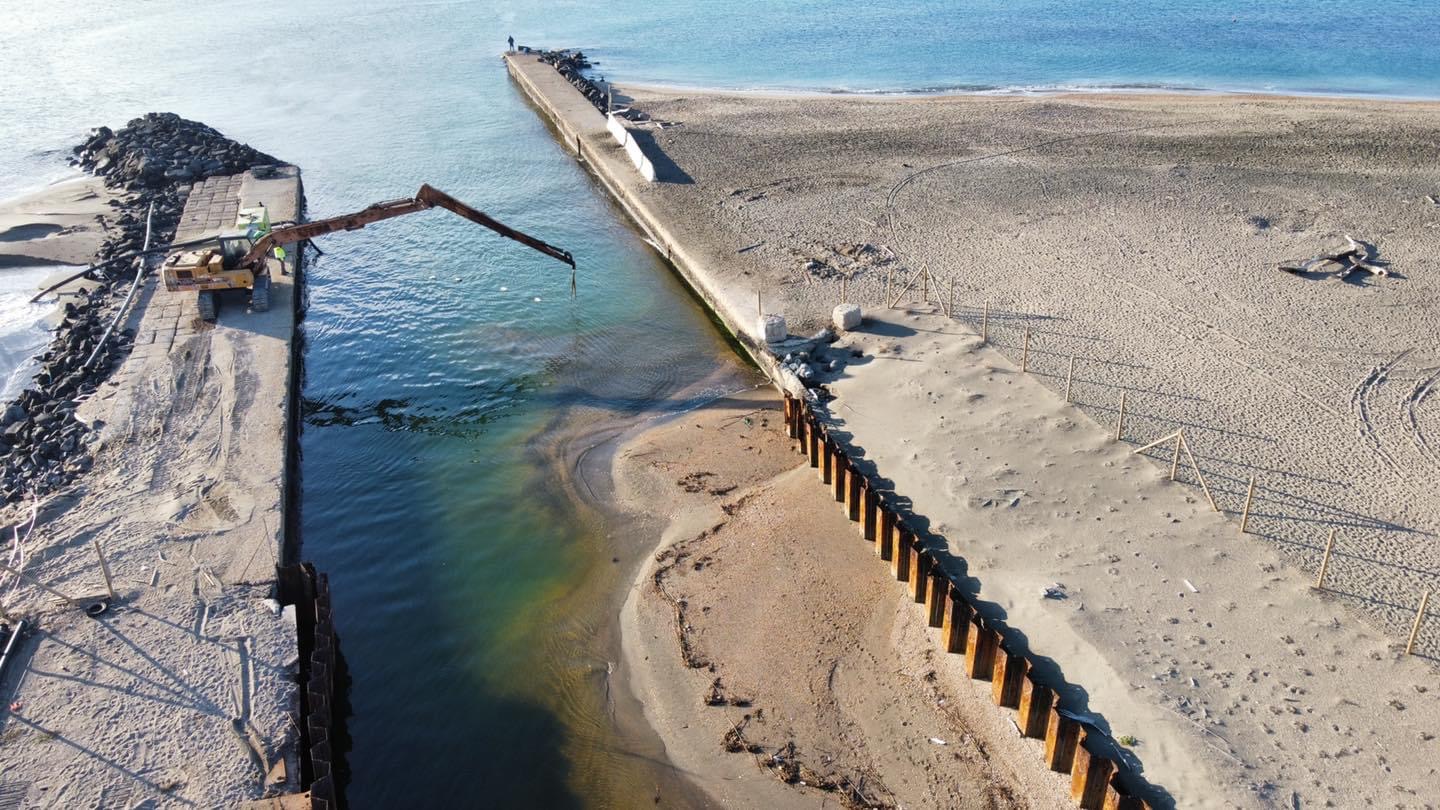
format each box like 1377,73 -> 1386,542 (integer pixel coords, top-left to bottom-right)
1,113 -> 285,503
531,49 -> 610,113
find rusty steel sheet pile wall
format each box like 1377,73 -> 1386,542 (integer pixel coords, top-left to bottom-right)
279,562 -> 340,809
783,393 -> 1157,810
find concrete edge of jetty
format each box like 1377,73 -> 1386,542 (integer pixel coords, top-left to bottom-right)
504,52 -> 807,400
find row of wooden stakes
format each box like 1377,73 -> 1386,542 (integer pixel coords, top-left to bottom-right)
782,393 -> 1154,810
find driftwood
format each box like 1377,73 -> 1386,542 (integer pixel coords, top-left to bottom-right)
1278,235 -> 1387,278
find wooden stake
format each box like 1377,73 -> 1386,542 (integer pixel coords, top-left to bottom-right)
921,270 -> 928,303
1133,430 -> 1181,455
756,289 -> 762,318
1114,392 -> 1127,441
1021,328 -> 1030,373
1169,430 -> 1183,481
841,276 -> 848,304
947,278 -> 955,318
0,563 -> 79,606
1314,529 -> 1336,590
981,302 -> 989,343
1239,476 -> 1257,533
885,269 -> 893,308
92,541 -> 117,601
1064,356 -> 1075,403
1178,432 -> 1220,512
1405,589 -> 1430,656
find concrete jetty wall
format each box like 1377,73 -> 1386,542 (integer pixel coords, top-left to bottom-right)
505,54 -> 796,394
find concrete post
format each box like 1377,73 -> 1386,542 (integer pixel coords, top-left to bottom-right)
1044,707 -> 1081,773
1071,730 -> 1115,809
1018,676 -> 1053,738
943,587 -> 972,654
991,645 -> 1026,708
926,569 -> 948,627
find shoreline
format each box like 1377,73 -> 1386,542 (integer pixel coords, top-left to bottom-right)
508,51 -> 1440,807
607,78 -> 1440,105
543,362 -> 767,808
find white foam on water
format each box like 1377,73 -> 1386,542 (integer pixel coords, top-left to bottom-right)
0,264 -> 63,403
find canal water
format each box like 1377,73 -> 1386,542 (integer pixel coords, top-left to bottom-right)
3,0 -> 1437,806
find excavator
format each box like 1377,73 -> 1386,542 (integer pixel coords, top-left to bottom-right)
161,184 -> 576,320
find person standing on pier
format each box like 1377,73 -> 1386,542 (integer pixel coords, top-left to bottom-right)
507,35 -> 515,52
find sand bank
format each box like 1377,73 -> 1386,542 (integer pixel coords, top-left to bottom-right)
0,175 -> 119,267
624,90 -> 1440,805
618,389 -> 1071,808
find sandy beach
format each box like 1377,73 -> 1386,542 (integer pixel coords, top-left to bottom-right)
0,175 -> 119,268
562,79 -> 1440,808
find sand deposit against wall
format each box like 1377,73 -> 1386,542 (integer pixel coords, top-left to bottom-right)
628,89 -> 1440,650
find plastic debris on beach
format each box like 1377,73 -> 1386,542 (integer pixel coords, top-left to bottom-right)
1042,582 -> 1067,600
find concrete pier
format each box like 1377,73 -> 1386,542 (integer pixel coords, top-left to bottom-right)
0,168 -> 309,806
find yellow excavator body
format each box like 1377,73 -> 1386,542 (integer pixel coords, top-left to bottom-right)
161,245 -> 256,292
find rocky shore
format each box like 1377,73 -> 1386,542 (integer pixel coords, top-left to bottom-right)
0,113 -> 285,502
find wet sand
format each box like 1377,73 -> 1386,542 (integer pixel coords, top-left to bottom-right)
0,175 -> 118,267
616,389 -> 1071,808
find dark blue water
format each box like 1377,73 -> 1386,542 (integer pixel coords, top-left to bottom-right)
2,1 -> 1437,805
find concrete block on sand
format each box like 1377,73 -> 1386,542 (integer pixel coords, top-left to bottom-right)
833,303 -> 862,332
759,313 -> 787,343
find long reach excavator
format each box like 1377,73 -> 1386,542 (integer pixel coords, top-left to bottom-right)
161,184 -> 576,320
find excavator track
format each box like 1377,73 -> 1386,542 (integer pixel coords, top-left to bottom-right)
197,290 -> 218,322
250,274 -> 271,313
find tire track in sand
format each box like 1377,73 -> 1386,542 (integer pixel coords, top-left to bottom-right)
1350,348 -> 1411,475
1402,365 -> 1440,471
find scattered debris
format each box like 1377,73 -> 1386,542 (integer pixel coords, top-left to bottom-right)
1042,582 -> 1068,600
1277,235 -> 1388,279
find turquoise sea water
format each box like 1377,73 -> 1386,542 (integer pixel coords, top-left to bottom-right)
1,1 -> 1437,806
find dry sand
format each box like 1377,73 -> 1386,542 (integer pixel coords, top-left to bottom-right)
618,389 -> 1071,809
0,169 -> 302,806
593,88 -> 1440,807
0,175 -> 120,267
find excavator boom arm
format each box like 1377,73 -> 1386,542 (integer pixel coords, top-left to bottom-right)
240,184 -> 576,270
